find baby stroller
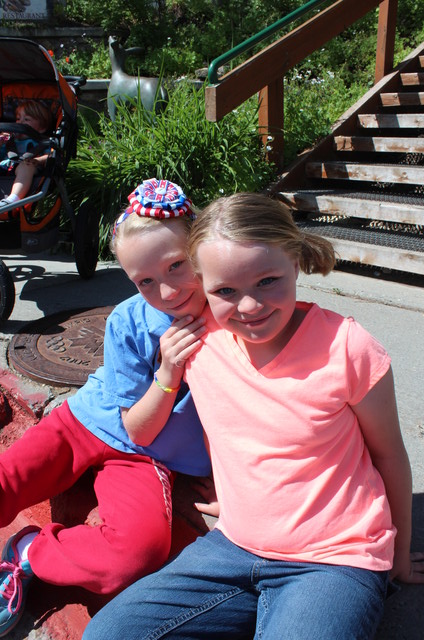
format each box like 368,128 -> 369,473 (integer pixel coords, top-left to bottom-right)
0,36 -> 99,321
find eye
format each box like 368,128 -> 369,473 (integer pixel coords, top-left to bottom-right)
214,287 -> 235,296
169,260 -> 184,272
258,277 -> 278,287
139,277 -> 153,287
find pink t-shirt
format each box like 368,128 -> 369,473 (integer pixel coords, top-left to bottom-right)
185,302 -> 395,570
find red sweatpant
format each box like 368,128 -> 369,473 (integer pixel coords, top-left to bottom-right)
0,401 -> 173,594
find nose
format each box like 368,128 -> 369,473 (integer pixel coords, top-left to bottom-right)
159,282 -> 179,300
237,294 -> 263,314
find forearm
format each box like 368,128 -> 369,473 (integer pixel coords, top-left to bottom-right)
122,368 -> 182,446
374,449 -> 413,577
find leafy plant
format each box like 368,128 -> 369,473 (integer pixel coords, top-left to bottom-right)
66,81 -> 275,258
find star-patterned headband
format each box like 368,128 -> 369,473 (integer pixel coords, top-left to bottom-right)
112,178 -> 195,237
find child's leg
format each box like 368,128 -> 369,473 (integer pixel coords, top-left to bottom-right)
0,402 -> 103,526
10,161 -> 36,199
28,450 -> 174,595
83,529 -> 259,640
0,162 -> 37,208
255,561 -> 388,640
0,402 -> 106,635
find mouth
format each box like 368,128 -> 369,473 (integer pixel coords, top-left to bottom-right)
168,293 -> 193,312
237,312 -> 273,327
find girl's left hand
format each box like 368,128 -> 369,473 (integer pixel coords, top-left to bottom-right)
192,475 -> 219,518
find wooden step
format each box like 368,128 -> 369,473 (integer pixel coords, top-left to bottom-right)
358,113 -> 424,128
401,72 -> 424,85
300,222 -> 424,275
306,161 -> 424,185
280,190 -> 424,225
420,55 -> 424,68
334,136 -> 424,153
380,92 -> 424,106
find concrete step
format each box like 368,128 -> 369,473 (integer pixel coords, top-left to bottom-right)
0,371 -> 213,639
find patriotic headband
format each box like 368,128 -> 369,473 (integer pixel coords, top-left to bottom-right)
113,178 -> 195,237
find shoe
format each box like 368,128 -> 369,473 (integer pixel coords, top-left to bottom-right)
0,526 -> 40,637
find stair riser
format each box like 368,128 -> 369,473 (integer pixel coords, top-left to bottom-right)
334,136 -> 424,153
281,193 -> 424,225
306,162 -> 424,185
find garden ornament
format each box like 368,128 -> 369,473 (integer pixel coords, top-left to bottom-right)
107,35 -> 168,121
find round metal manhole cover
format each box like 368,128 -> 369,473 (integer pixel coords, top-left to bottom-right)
8,306 -> 114,387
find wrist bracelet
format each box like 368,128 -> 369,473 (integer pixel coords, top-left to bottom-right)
154,372 -> 180,394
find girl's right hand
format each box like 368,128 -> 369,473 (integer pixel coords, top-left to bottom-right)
157,315 -> 206,389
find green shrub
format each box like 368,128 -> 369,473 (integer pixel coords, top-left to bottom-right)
67,81 -> 275,258
284,69 -> 366,166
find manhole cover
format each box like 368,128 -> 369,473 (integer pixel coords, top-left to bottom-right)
8,306 -> 114,387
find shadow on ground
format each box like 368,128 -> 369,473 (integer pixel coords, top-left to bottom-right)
376,493 -> 424,639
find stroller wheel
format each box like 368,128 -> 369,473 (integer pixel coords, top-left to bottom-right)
74,201 -> 99,280
0,259 -> 15,321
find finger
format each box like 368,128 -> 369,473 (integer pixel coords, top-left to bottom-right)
194,502 -> 219,517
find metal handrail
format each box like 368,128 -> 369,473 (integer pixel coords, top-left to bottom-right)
207,0 -> 330,84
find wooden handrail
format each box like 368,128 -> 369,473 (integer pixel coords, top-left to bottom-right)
205,0 -> 398,169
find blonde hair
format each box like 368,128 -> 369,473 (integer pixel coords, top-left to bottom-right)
188,192 -> 336,275
16,99 -> 53,133
110,208 -> 193,256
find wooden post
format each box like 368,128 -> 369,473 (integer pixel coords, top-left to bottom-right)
258,76 -> 284,169
375,0 -> 398,83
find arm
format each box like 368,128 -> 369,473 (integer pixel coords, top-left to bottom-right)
122,314 -> 206,446
351,367 -> 424,583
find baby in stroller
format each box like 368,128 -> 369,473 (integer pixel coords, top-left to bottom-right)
0,99 -> 53,213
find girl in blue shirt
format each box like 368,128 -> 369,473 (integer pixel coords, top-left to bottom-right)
0,179 -> 211,637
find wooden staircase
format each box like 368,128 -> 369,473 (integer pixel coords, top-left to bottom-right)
274,42 -> 424,275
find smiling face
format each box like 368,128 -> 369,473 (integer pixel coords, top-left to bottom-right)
196,238 -> 300,361
115,217 -> 206,319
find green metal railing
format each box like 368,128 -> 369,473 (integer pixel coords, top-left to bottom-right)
207,0 -> 330,84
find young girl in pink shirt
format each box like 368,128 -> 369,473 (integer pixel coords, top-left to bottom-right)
84,192 -> 424,640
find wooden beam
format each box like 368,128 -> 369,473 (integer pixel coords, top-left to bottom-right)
280,191 -> 424,225
380,92 -> 424,106
306,161 -> 424,184
205,0 -> 380,121
358,113 -> 424,127
258,78 -> 284,169
334,136 -> 424,152
401,72 -> 424,85
375,0 -> 398,83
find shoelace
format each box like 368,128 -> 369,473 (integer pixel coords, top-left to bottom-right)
0,560 -> 26,614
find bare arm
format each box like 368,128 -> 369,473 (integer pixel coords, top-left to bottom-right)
352,367 -> 424,583
122,315 -> 206,446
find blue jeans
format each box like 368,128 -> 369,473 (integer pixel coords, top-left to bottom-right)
83,529 -> 388,640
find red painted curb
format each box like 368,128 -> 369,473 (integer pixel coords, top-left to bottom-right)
0,367 -> 51,420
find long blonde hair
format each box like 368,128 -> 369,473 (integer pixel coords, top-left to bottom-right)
188,192 -> 336,275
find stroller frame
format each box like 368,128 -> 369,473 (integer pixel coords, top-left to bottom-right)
0,36 -> 99,321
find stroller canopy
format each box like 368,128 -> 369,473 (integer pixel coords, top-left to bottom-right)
0,37 -> 77,120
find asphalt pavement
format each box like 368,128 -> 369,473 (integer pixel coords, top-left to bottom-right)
1,247 -> 424,639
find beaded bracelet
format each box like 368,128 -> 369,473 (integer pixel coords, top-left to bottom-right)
154,372 -> 180,394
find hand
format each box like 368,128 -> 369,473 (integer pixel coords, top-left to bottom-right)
0,158 -> 13,169
157,315 -> 206,388
192,475 -> 219,518
391,552 -> 424,584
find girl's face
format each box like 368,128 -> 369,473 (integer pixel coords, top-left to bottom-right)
16,108 -> 46,135
197,238 -> 300,355
116,218 -> 206,319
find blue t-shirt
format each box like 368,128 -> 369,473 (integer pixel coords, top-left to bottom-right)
68,294 -> 210,476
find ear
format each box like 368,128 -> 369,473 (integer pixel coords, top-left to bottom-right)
294,260 -> 300,279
